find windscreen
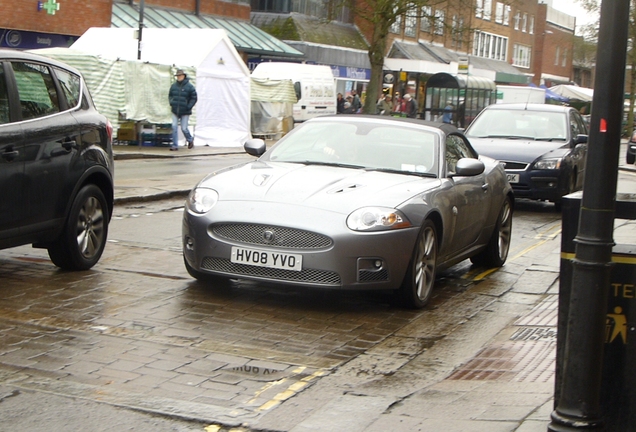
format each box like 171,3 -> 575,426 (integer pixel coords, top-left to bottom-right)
466,109 -> 568,142
266,120 -> 439,176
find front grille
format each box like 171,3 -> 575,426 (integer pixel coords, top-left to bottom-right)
359,268 -> 389,282
502,161 -> 528,170
201,257 -> 342,285
212,224 -> 332,249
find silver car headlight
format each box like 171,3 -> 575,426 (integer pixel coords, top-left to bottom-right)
186,187 -> 219,214
347,207 -> 411,231
533,158 -> 562,170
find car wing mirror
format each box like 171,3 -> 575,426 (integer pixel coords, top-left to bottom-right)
451,158 -> 485,177
244,138 -> 267,156
575,134 -> 588,145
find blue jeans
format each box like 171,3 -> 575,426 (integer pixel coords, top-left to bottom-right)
171,113 -> 193,148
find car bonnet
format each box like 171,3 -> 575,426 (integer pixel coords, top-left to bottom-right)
468,137 -> 570,164
196,161 -> 440,214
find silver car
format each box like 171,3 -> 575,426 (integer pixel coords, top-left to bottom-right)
182,116 -> 513,308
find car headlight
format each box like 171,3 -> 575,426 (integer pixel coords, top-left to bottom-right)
533,158 -> 562,170
347,207 -> 411,231
186,187 -> 219,214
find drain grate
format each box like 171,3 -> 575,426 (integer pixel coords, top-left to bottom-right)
448,295 -> 558,383
510,326 -> 557,341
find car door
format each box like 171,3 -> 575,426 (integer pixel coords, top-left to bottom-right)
11,60 -> 81,234
444,134 -> 492,253
0,61 -> 26,244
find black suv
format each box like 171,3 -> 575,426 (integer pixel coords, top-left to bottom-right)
0,50 -> 114,270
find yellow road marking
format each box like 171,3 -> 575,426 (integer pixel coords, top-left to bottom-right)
256,369 -> 328,412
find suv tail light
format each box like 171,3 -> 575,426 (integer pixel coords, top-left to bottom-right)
106,120 -> 113,143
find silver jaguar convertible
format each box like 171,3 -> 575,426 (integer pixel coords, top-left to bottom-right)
182,116 -> 513,308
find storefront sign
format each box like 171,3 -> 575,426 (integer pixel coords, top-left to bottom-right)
1,28 -> 75,49
458,57 -> 469,75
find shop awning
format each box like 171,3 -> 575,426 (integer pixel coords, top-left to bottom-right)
111,2 -> 304,59
388,41 -> 528,84
427,72 -> 496,91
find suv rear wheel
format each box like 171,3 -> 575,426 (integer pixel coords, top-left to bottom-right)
48,184 -> 109,270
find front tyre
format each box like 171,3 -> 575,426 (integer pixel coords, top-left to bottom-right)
397,220 -> 437,309
48,184 -> 109,271
470,196 -> 512,267
627,150 -> 635,165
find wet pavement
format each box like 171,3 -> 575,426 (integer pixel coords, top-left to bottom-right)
0,142 -> 634,431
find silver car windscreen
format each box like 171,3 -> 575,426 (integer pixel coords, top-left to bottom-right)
267,121 -> 439,176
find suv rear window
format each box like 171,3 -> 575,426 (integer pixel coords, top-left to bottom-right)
53,67 -> 81,108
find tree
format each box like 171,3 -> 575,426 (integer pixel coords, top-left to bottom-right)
347,0 -> 464,114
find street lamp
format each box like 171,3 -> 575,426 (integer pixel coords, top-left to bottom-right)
137,0 -> 145,60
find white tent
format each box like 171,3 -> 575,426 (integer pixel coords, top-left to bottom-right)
72,27 -> 251,147
549,85 -> 594,102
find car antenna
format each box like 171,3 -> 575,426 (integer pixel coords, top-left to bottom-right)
524,88 -> 531,110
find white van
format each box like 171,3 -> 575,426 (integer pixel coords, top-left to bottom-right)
496,85 -> 546,104
252,62 -> 337,122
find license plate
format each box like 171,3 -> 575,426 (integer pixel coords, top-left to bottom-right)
506,173 -> 520,184
231,247 -> 302,272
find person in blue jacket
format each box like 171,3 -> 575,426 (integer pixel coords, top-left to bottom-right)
168,69 -> 197,150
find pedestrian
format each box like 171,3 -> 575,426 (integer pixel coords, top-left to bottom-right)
403,93 -> 417,118
351,90 -> 362,113
168,69 -> 197,151
343,96 -> 356,114
442,102 -> 454,124
337,93 -> 345,114
376,93 -> 393,115
393,92 -> 402,114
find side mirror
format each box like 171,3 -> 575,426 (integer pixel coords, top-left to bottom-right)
575,134 -> 588,145
452,158 -> 485,177
244,138 -> 266,156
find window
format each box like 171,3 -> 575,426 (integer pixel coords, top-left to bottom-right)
570,111 -> 587,135
53,68 -> 81,108
405,3 -> 417,37
12,62 -> 60,120
483,0 -> 492,20
529,15 -> 534,34
562,48 -> 568,67
514,12 -> 520,30
476,0 -> 483,18
434,9 -> 445,35
390,6 -> 402,34
504,5 -> 511,25
495,2 -> 504,23
446,134 -> 477,174
555,47 -> 560,65
522,13 -> 527,32
421,6 -> 432,32
473,31 -> 508,61
512,44 -> 531,68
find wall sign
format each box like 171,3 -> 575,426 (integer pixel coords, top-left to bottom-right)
38,0 -> 60,15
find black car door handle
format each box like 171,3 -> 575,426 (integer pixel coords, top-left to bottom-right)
59,139 -> 77,150
2,149 -> 19,161
482,183 -> 489,191
51,139 -> 77,157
